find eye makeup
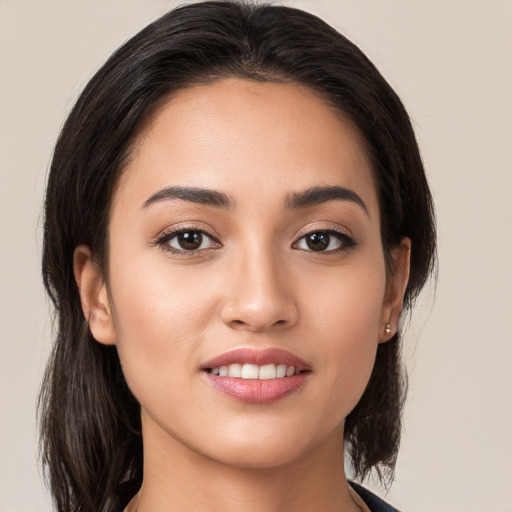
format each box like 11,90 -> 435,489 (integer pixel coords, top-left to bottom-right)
292,223 -> 357,255
152,223 -> 222,257
151,219 -> 357,261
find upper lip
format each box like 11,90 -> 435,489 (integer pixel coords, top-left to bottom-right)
200,347 -> 312,372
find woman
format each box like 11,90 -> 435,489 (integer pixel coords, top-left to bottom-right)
39,2 -> 436,511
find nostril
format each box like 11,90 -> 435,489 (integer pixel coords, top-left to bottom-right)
220,295 -> 299,332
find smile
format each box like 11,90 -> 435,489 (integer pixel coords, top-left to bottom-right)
201,348 -> 312,404
208,363 -> 299,379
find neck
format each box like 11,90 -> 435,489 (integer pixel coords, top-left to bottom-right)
132,420 -> 361,512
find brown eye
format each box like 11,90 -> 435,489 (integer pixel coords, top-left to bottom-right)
163,230 -> 217,252
294,230 -> 355,253
304,232 -> 330,251
176,231 -> 203,250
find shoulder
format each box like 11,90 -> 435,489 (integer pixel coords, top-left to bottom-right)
349,482 -> 402,512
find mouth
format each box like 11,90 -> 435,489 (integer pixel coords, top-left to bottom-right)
201,348 -> 312,404
206,363 -> 302,379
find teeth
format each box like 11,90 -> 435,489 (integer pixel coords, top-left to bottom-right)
276,364 -> 287,378
210,363 -> 297,379
259,364 -> 276,380
241,364 -> 259,379
227,363 -> 242,378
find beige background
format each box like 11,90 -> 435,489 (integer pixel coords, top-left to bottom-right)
1,1 -> 511,511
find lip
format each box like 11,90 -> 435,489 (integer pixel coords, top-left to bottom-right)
200,348 -> 312,404
200,347 -> 311,372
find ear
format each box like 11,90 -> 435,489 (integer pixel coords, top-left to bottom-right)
378,238 -> 411,343
73,245 -> 116,345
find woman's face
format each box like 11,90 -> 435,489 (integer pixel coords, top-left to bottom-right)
81,79 -> 408,469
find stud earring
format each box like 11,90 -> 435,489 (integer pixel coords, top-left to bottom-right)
385,322 -> 392,335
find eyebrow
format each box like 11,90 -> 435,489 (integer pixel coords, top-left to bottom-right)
141,184 -> 368,215
142,186 -> 235,210
284,186 -> 368,215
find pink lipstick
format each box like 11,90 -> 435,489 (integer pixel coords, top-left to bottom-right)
201,348 -> 311,404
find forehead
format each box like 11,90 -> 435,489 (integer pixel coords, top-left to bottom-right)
115,78 -> 378,217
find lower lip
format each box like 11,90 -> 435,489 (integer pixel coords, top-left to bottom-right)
202,372 -> 310,404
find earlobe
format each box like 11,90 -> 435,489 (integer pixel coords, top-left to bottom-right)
73,245 -> 116,345
379,238 -> 411,343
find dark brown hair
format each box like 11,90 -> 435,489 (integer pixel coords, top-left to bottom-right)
40,2 -> 436,511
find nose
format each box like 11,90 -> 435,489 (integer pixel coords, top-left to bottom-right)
219,247 -> 299,332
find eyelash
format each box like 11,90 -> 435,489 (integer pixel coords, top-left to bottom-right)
154,225 -> 356,256
292,226 -> 356,254
154,225 -> 221,257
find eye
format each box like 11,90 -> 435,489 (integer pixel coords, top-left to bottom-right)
294,230 -> 355,252
157,228 -> 220,254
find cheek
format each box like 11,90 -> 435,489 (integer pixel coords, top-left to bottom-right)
106,256 -> 222,395
305,262 -> 386,405
308,251 -> 386,337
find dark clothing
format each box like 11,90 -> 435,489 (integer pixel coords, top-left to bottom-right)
350,481 -> 402,512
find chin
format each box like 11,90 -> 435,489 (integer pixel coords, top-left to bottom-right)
206,441 -> 309,470
197,421 -> 341,471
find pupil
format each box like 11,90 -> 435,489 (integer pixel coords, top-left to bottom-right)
178,231 -> 202,250
306,232 -> 329,251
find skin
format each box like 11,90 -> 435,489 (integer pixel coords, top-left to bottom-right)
74,79 -> 410,512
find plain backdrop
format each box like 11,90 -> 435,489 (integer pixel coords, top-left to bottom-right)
1,1 -> 511,511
